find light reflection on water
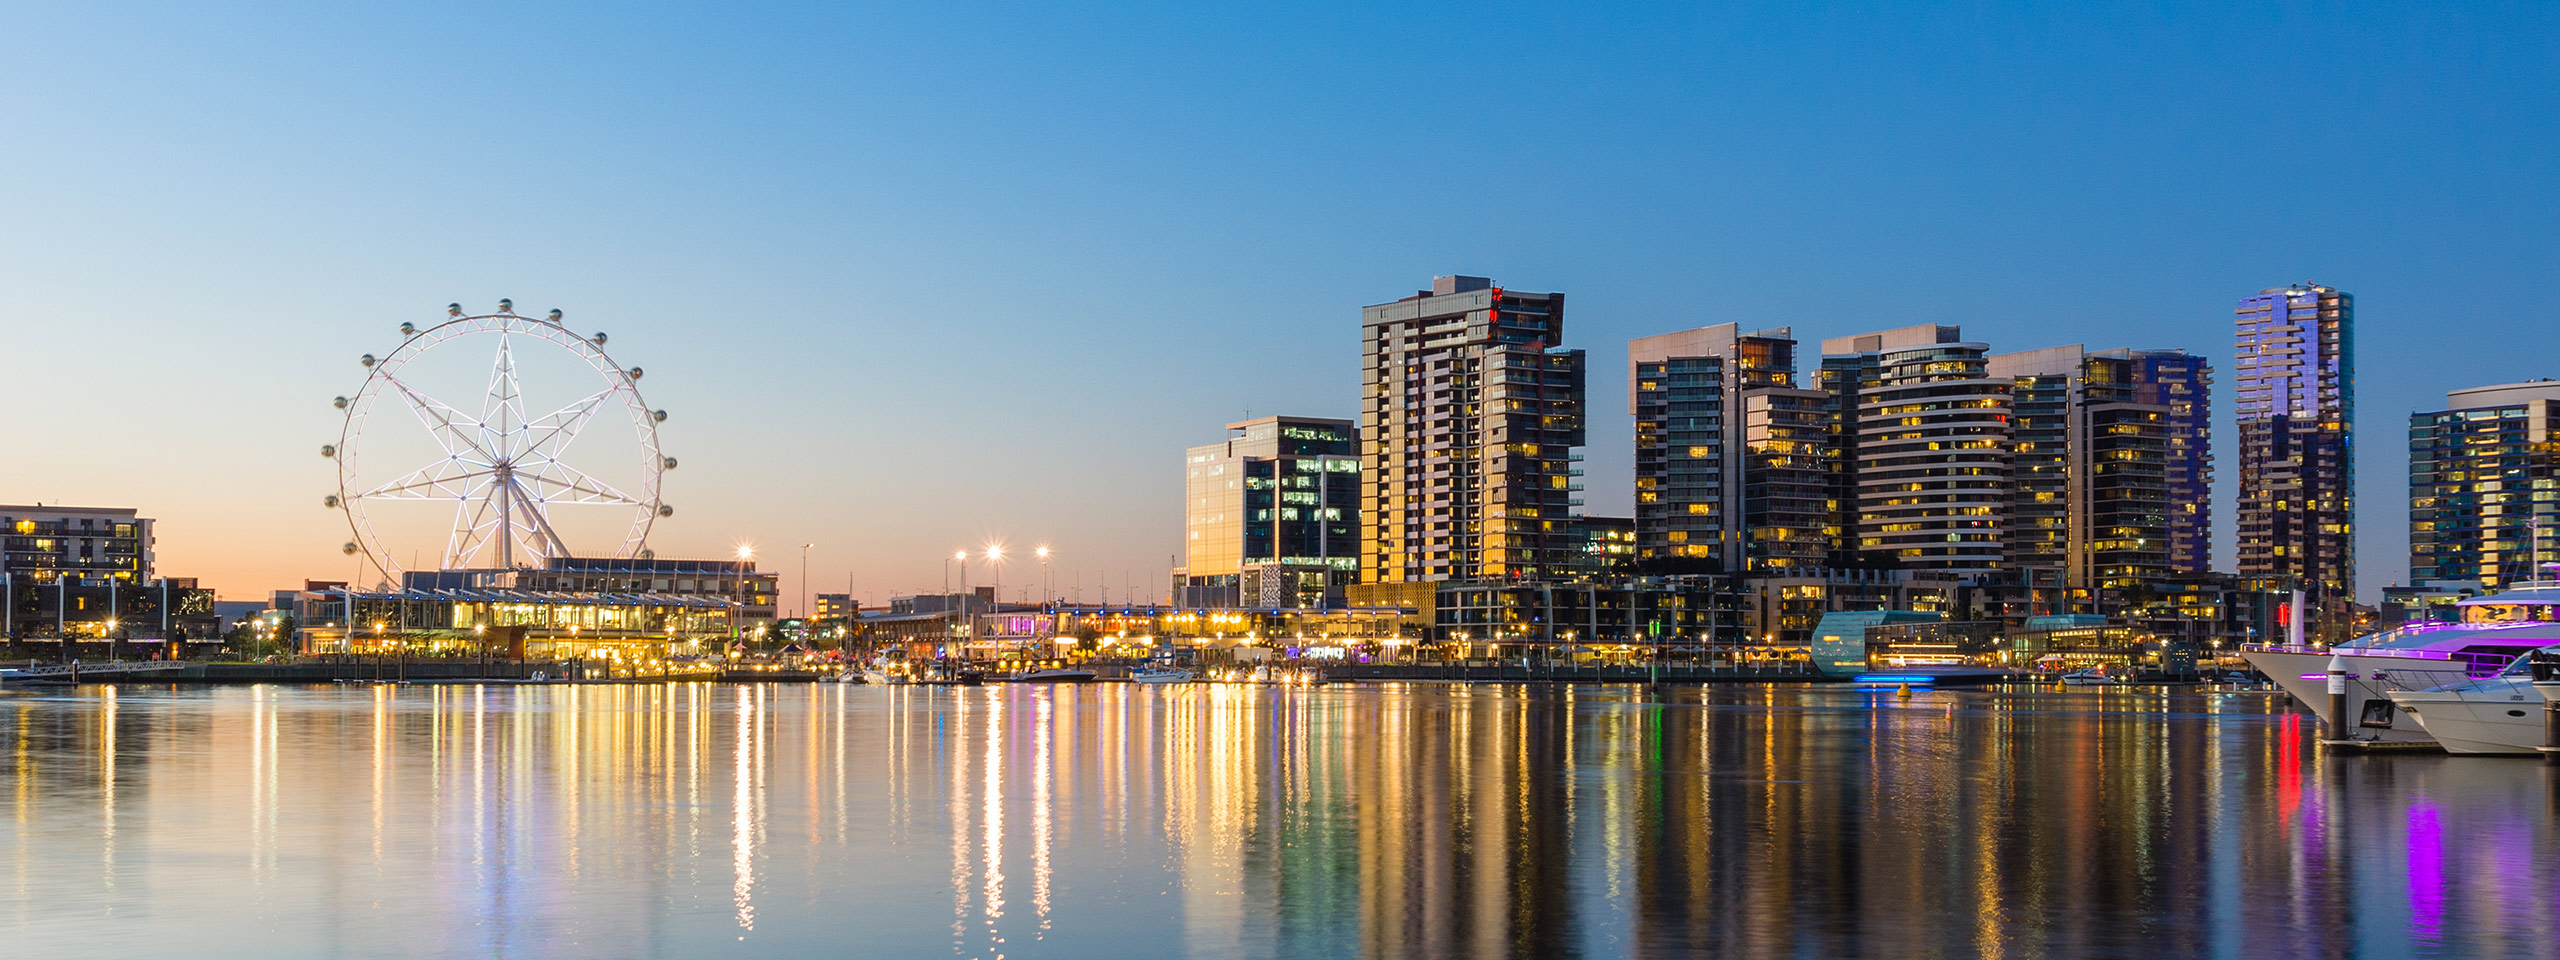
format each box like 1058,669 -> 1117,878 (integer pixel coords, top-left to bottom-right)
1,682 -> 2555,959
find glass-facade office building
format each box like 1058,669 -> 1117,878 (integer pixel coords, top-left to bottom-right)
1183,416 -> 1360,606
2410,382 -> 2560,589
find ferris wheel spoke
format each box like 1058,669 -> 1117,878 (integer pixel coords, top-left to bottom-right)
516,460 -> 644,505
443,482 -> 507,568
380,373 -> 500,463
480,333 -> 528,459
520,388 -> 618,463
348,311 -> 660,576
353,458 -> 496,501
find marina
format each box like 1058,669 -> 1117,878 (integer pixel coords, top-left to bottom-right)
3,681 -> 2552,959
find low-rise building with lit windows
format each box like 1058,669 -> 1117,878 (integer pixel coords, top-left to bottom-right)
2,504 -> 217,646
293,556 -> 774,656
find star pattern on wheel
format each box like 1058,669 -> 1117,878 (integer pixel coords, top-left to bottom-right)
351,330 -> 645,571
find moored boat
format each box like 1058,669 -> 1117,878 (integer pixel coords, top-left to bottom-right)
1130,665 -> 1193,684
2387,646 -> 2560,755
2243,582 -> 2560,746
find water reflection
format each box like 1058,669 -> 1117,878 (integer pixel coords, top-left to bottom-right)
0,683 -> 2554,959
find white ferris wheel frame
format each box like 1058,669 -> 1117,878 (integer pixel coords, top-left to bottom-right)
331,309 -> 666,583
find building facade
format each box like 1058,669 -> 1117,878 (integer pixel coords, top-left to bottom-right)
2234,283 -> 2355,631
2,504 -> 154,584
1,505 -> 218,644
1825,327 -> 2014,573
2131,351 -> 2214,574
813,593 -> 858,621
1988,346 -> 2181,599
2410,381 -> 2560,589
1181,415 -> 1361,605
1361,276 -> 1587,583
1628,324 -> 1814,571
410,556 -> 779,623
1568,515 -> 1636,575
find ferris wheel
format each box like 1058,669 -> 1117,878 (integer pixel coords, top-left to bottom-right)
322,300 -> 675,582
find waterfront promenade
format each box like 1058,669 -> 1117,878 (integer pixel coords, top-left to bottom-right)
2,681 -> 2548,959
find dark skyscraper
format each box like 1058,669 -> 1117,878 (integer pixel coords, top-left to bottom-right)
2233,283 -> 2353,635
2130,352 -> 2213,576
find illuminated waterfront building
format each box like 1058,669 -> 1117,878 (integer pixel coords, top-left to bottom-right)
2132,351 -> 2214,574
1180,415 -> 1360,607
1989,346 -> 2185,597
1,504 -> 153,583
296,556 -> 775,655
1568,515 -> 1636,575
813,592 -> 857,621
1628,324 -> 1827,571
1,504 -> 216,644
2233,282 -> 2354,632
2409,381 -> 2560,589
1360,276 -> 1587,583
1822,326 -> 2012,573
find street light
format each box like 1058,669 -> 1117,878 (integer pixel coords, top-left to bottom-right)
985,545 -> 1005,650
800,542 -> 814,621
1036,546 -> 1051,607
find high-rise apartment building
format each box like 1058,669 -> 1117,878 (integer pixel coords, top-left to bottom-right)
1182,416 -> 1361,605
2410,381 -> 2560,589
1628,324 -> 1830,572
1361,276 -> 1587,583
1989,347 -> 2180,595
1822,326 -> 2012,574
2131,352 -> 2213,574
2234,283 -> 2354,621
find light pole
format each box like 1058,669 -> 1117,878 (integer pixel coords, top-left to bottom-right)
800,543 -> 814,622
986,545 -> 1005,653
1036,546 -> 1051,607
734,545 -> 754,652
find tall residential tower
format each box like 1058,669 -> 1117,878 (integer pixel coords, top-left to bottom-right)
1361,276 -> 1587,583
1628,324 -> 1831,572
1821,326 -> 2014,574
2234,283 -> 2354,631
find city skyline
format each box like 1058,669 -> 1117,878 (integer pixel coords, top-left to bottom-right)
4,3 -> 2554,608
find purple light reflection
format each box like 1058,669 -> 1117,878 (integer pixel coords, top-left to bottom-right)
2407,804 -> 2444,944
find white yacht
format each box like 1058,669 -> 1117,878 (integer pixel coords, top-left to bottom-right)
2243,583 -> 2560,746
1129,665 -> 1194,684
861,659 -> 908,685
2387,647 -> 2560,754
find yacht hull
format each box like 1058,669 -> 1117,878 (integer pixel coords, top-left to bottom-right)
2388,690 -> 2545,755
2240,649 -> 2470,746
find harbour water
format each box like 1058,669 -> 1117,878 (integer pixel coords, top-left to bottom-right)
2,682 -> 2553,959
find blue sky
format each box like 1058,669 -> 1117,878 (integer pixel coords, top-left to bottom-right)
2,1 -> 2553,606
